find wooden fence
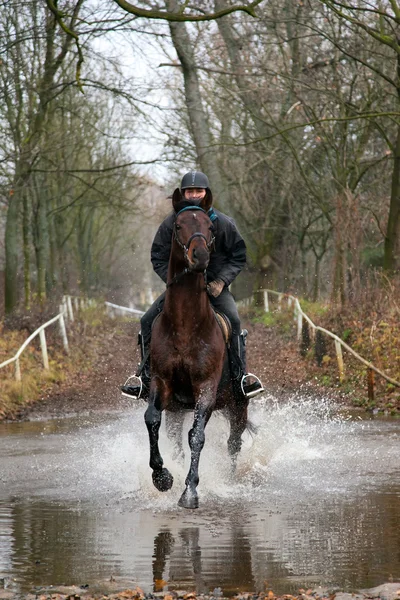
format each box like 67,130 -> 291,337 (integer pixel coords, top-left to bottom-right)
249,289 -> 400,400
0,295 -> 95,382
2,291 -> 399,400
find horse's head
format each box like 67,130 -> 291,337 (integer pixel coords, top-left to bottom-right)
173,207 -> 215,272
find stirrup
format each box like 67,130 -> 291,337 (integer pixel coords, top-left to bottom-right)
121,374 -> 143,399
241,373 -> 264,399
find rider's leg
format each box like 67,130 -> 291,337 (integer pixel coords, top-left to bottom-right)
209,288 -> 244,372
121,293 -> 165,398
209,288 -> 264,398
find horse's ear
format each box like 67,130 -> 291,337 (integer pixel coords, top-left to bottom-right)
201,189 -> 213,213
172,188 -> 183,212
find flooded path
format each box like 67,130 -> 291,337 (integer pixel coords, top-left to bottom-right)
0,395 -> 399,596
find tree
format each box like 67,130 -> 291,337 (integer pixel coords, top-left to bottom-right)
319,0 -> 400,273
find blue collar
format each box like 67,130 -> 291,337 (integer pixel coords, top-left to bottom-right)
208,208 -> 218,222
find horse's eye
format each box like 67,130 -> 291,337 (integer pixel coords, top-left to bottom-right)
209,225 -> 214,231
176,224 -> 181,230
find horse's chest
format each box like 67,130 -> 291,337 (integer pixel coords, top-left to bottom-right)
167,339 -> 213,374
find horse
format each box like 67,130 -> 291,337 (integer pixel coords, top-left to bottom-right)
144,191 -> 250,509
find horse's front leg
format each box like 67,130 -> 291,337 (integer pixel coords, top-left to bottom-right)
144,378 -> 173,492
178,390 -> 215,509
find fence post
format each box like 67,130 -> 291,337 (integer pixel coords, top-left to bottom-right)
62,299 -> 68,324
288,297 -> 293,309
300,321 -> 311,356
263,290 -> 269,312
15,358 -> 21,381
334,339 -> 345,382
74,297 -> 79,312
67,295 -> 74,322
39,329 -> 50,370
367,368 -> 375,402
315,330 -> 327,367
59,314 -> 69,354
278,294 -> 282,311
297,310 -> 303,341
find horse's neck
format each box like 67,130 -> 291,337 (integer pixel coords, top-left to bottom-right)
164,255 -> 212,326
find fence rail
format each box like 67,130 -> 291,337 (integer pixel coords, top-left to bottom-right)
105,301 -> 145,317
257,289 -> 400,394
3,290 -> 398,399
0,295 -> 90,382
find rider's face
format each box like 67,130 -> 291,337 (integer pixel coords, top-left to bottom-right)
184,188 -> 207,203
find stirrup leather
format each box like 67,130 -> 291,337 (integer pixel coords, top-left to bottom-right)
121,374 -> 143,399
241,373 -> 265,399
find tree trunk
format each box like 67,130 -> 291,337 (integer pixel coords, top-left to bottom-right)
22,190 -> 31,311
384,119 -> 400,272
312,258 -> 320,302
165,0 -> 228,209
331,196 -> 346,306
5,187 -> 21,313
47,213 -> 58,294
36,189 -> 49,305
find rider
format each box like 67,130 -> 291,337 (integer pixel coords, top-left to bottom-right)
122,170 -> 264,400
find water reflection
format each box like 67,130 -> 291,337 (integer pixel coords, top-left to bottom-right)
1,491 -> 400,595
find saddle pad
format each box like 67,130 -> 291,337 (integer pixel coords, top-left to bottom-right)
214,311 -> 232,345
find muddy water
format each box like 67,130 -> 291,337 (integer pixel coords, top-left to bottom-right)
0,396 -> 399,596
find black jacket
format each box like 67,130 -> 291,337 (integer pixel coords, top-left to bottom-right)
151,209 -> 246,287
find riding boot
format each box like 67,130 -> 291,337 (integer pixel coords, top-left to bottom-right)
121,332 -> 151,400
231,330 -> 264,399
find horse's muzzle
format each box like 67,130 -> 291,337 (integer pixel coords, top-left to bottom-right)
187,244 -> 210,271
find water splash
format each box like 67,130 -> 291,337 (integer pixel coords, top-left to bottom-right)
1,394 -> 398,508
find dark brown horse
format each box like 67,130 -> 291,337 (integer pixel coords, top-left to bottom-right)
144,192 -> 250,509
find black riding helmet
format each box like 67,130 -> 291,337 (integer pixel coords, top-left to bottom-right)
180,170 -> 210,190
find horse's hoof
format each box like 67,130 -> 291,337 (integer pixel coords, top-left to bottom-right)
178,488 -> 199,509
152,468 -> 173,492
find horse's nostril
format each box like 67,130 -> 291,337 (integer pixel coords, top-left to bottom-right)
192,249 -> 197,259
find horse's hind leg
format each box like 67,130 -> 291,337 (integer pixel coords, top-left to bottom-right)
144,381 -> 173,492
227,402 -> 249,475
166,411 -> 185,463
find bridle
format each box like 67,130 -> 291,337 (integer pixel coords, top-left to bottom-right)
173,205 -> 215,256
167,206 -> 215,288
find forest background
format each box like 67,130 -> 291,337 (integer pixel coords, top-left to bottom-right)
0,0 -> 399,407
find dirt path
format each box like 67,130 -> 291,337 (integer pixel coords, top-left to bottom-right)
19,318 -> 340,422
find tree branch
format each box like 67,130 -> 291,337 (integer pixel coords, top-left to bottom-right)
32,158 -> 161,174
112,0 -> 264,21
216,112 -> 400,147
320,1 -> 400,54
45,0 -> 85,91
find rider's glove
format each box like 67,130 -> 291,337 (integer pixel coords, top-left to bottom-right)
207,279 -> 225,298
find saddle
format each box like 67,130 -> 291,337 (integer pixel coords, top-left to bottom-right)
214,310 -> 232,346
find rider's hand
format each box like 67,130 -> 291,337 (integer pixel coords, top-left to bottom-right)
207,279 -> 225,298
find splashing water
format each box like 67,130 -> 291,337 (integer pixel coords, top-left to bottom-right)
1,394 -> 397,507
1,394 -> 399,594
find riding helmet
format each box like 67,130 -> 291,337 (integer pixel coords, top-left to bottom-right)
180,170 -> 210,190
